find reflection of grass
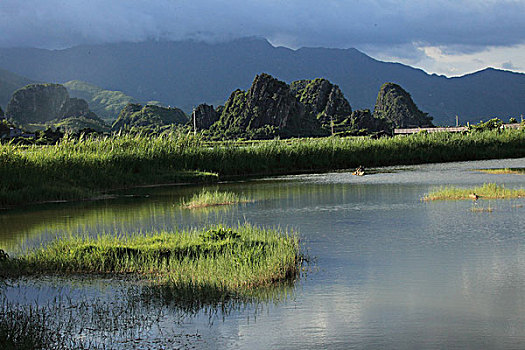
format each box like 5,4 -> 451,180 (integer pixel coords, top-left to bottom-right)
3,224 -> 301,293
469,206 -> 494,212
476,168 -> 525,175
424,183 -> 525,201
0,276 -> 297,348
183,189 -> 251,209
0,301 -> 84,350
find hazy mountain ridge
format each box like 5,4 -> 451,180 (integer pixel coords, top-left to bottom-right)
64,80 -> 137,121
0,38 -> 524,125
0,68 -> 36,109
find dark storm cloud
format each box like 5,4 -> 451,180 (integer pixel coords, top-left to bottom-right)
1,0 -> 524,55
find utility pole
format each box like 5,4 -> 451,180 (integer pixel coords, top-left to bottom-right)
330,115 -> 334,136
192,107 -> 197,136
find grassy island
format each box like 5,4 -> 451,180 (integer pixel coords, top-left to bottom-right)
424,183 -> 525,201
183,189 -> 251,209
1,224 -> 301,292
1,128 -> 524,207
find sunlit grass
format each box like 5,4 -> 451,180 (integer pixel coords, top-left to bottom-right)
1,224 -> 301,293
476,168 -> 525,175
1,128 -> 524,207
183,189 -> 251,209
424,183 -> 525,201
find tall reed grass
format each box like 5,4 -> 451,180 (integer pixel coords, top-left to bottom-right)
1,128 -> 524,206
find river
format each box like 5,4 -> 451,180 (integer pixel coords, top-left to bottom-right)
1,157 -> 524,349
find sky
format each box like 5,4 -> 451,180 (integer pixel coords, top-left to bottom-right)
0,0 -> 524,77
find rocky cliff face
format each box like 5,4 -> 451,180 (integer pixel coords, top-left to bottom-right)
373,83 -> 433,129
209,74 -> 355,138
193,104 -> 220,131
5,83 -> 106,132
291,78 -> 352,128
218,74 -> 305,132
197,75 -> 423,139
112,103 -> 188,131
65,98 -> 98,119
7,84 -> 70,124
344,109 -> 391,135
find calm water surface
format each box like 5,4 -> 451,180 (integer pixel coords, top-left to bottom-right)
1,158 -> 525,349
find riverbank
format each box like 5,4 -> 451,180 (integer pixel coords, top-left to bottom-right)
1,128 -> 524,208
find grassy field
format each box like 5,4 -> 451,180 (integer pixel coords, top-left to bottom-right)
1,128 -> 524,207
424,183 -> 525,201
1,224 -> 301,292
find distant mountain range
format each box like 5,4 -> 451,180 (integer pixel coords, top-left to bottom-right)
1,38 -> 524,125
0,68 -> 35,109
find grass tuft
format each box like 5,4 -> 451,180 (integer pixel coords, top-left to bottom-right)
424,183 -> 525,201
476,168 -> 525,175
183,189 -> 251,209
1,224 -> 302,295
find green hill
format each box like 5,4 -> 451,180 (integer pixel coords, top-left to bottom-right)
64,80 -> 137,122
112,103 -> 188,131
6,83 -> 109,133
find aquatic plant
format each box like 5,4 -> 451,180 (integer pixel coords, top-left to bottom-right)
424,183 -> 525,201
2,224 -> 302,293
476,168 -> 525,175
183,189 -> 251,208
0,300 -> 95,350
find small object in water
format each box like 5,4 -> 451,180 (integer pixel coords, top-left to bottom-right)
0,249 -> 9,262
469,193 -> 479,200
353,166 -> 365,176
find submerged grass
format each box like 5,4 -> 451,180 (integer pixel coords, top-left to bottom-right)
424,183 -> 525,201
1,224 -> 301,293
1,128 -> 524,207
0,300 -> 100,350
183,189 -> 251,209
476,168 -> 525,175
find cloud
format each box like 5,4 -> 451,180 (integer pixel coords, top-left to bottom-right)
501,61 -> 519,70
0,0 -> 524,53
1,0 -> 524,76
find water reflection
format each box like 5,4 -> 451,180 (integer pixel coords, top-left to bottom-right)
1,157 -> 525,349
1,275 -> 298,349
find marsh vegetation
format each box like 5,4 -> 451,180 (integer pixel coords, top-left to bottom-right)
183,189 -> 252,209
1,224 -> 301,293
476,168 -> 525,175
1,128 -> 524,207
424,183 -> 525,201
